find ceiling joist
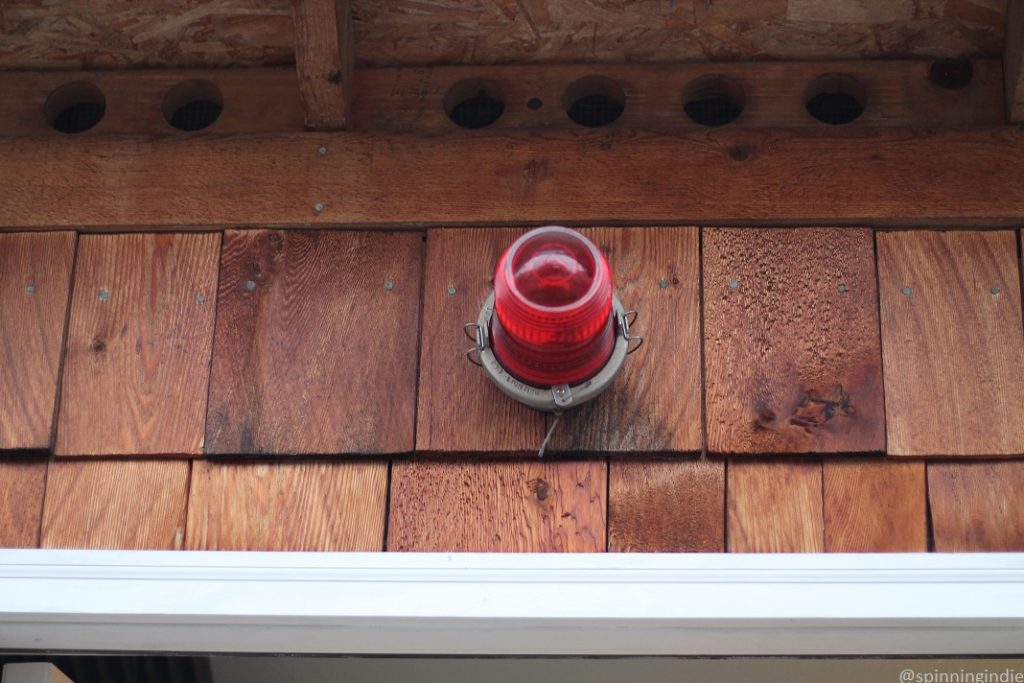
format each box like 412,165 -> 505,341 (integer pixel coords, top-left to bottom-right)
291,0 -> 353,130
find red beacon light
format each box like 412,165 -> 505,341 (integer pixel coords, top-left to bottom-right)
466,226 -> 641,412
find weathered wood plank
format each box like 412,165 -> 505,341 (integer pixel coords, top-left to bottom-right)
877,231 -> 1024,457
40,459 -> 190,549
3,128 -> 1024,231
929,461 -> 1024,551
823,459 -> 926,552
205,230 -> 421,455
349,59 -> 1006,132
55,233 -> 220,456
388,459 -> 606,552
292,0 -> 352,130
416,229 -> 544,454
0,458 -> 47,548
549,227 -> 702,455
186,460 -> 387,550
727,459 -> 824,552
0,68 -> 304,137
608,459 -> 724,552
0,232 -> 75,450
703,228 -> 884,454
1006,0 -> 1024,122
0,60 -> 1004,137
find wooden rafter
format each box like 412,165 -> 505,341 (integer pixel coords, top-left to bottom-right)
1,127 -> 1023,231
0,60 -> 1006,137
291,0 -> 353,130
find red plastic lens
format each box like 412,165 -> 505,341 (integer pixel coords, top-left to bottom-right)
491,226 -> 615,387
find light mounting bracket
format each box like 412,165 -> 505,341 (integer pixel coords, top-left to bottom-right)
466,292 -> 639,413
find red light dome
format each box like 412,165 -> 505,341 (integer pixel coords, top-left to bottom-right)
491,226 -> 615,387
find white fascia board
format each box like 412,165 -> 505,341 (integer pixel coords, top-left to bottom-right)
0,550 -> 1021,656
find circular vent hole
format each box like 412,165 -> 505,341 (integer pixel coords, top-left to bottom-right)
805,73 -> 866,125
929,58 -> 974,90
162,79 -> 223,131
444,79 -> 505,129
564,76 -> 625,128
45,82 -> 106,134
683,75 -> 745,127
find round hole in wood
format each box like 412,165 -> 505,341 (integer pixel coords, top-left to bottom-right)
444,79 -> 505,129
45,81 -> 106,134
683,75 -> 745,127
563,76 -> 625,128
162,79 -> 224,131
804,73 -> 866,125
929,58 -> 974,90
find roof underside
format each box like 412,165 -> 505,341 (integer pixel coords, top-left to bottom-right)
0,0 -> 1007,70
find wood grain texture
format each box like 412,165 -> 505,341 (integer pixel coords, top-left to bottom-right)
703,228 -> 884,454
0,1 -> 295,70
415,229 -> 544,454
292,0 -> 351,130
0,232 -> 75,450
877,231 -> 1024,457
8,128 -> 1024,232
1006,0 -> 1024,122
0,68 -> 305,137
0,59 -> 1004,138
349,60 -> 1005,132
0,1 -> 1003,70
550,227 -> 702,454
823,459 -> 926,552
608,459 -> 724,552
388,459 -> 606,552
0,458 -> 47,548
205,230 -> 421,455
727,458 -> 824,552
40,459 -> 190,549
55,233 -> 220,456
353,0 -> 1003,65
928,461 -> 1024,551
186,459 -> 387,550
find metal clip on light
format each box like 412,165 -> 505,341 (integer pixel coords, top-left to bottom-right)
463,322 -> 485,367
463,226 -> 641,415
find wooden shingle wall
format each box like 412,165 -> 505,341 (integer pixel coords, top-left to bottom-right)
1,227 -> 1023,552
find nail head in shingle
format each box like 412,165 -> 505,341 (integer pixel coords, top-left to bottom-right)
98,288 -> 110,301
447,285 -> 457,296
902,286 -> 912,296
837,284 -> 848,293
314,202 -> 325,213
991,285 -> 1001,295
196,294 -> 206,304
659,278 -> 669,289
385,280 -> 394,291
317,146 -> 328,155
25,284 -> 35,294
728,279 -> 739,290
245,280 -> 256,292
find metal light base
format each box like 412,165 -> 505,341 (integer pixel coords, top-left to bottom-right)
468,292 -> 638,413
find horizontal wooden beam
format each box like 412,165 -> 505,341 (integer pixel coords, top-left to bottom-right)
0,59 -> 1004,138
1,127 -> 1023,231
